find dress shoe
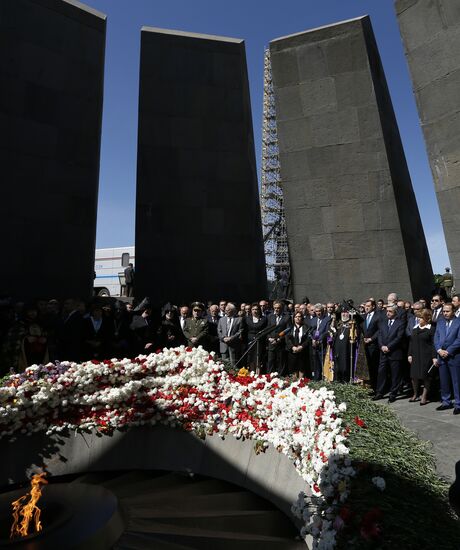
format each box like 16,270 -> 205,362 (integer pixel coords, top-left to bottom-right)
388,395 -> 396,403
436,403 -> 453,411
420,401 -> 430,406
454,408 -> 460,416
372,394 -> 384,401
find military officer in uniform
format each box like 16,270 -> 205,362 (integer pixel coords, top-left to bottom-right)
183,302 -> 208,347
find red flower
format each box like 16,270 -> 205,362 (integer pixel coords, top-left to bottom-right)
339,505 -> 354,523
186,347 -> 193,352
360,507 -> 383,541
291,386 -> 298,395
91,359 -> 100,364
354,416 -> 367,428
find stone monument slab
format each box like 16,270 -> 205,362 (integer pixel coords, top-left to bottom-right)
270,16 -> 433,303
135,28 -> 266,303
0,0 -> 106,300
396,0 -> 460,282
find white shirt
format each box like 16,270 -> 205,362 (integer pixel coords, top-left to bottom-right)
91,317 -> 102,332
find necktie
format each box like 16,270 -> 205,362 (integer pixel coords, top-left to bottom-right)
317,318 -> 320,330
366,314 -> 371,329
276,316 -> 280,325
227,317 -> 233,336
294,327 -> 299,345
446,321 -> 451,335
388,320 -> 393,328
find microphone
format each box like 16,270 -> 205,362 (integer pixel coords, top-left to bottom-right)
277,327 -> 292,338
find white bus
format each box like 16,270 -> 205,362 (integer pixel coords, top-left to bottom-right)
94,246 -> 135,297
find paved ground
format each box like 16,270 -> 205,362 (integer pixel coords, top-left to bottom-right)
387,396 -> 460,483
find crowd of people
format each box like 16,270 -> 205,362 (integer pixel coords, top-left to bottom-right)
1,292 -> 459,415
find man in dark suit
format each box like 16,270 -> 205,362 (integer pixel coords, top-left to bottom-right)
124,263 -> 135,297
309,304 -> 330,381
206,304 -> 220,355
217,303 -> 245,366
431,295 -> 444,324
83,304 -> 113,360
373,304 -> 406,403
266,300 -> 291,376
434,303 -> 460,414
387,292 -> 407,324
362,299 -> 381,392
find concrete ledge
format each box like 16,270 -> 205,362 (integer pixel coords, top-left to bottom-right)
1,426 -> 311,544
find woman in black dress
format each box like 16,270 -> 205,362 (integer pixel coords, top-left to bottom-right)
285,311 -> 312,379
245,303 -> 267,373
408,308 -> 437,405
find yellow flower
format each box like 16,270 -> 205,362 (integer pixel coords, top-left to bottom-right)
237,367 -> 249,377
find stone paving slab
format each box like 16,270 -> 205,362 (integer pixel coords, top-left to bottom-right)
387,397 -> 460,482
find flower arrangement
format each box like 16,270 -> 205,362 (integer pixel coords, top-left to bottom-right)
0,346 -> 378,549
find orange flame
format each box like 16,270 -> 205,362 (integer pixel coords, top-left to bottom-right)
10,473 -> 48,539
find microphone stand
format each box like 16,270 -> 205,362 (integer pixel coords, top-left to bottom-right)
233,323 -> 276,372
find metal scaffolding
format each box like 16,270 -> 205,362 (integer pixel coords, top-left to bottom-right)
260,48 -> 291,298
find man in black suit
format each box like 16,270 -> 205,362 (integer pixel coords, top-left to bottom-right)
206,304 -> 220,355
373,305 -> 406,403
362,299 -> 380,392
217,303 -> 244,365
431,295 -> 444,324
266,301 -> 291,376
83,304 -> 113,360
124,263 -> 135,297
309,304 -> 331,381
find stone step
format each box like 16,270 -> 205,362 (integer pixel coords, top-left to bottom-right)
122,526 -> 306,549
70,471 -> 120,485
131,490 -> 274,517
105,472 -> 190,497
121,478 -> 239,506
102,470 -> 151,489
115,531 -> 194,550
127,509 -> 295,537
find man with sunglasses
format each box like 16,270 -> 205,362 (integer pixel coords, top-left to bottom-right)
431,295 -> 444,324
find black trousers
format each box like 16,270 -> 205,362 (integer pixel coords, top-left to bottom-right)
267,347 -> 286,376
376,353 -> 402,397
313,347 -> 326,381
364,344 -> 380,391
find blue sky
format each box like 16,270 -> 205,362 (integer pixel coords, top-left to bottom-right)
89,0 -> 449,273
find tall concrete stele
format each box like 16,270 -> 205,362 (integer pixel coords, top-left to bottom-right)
0,0 -> 106,299
396,0 -> 460,284
135,28 -> 266,304
269,16 -> 433,303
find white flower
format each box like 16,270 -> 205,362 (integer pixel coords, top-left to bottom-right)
372,476 -> 386,491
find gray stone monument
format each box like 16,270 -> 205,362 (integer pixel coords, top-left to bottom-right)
135,28 -> 266,304
270,16 -> 433,303
396,0 -> 460,284
0,0 -> 106,300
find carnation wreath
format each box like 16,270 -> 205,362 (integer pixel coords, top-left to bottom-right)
1,346 -> 385,549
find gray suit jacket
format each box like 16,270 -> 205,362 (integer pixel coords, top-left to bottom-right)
217,316 -> 244,354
